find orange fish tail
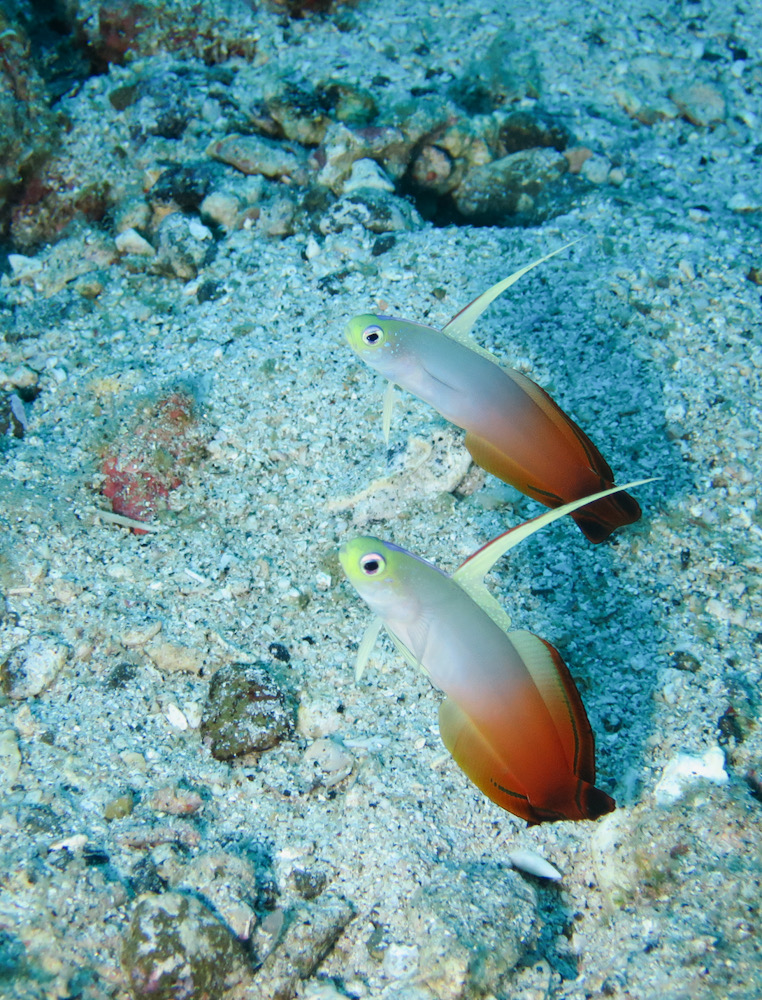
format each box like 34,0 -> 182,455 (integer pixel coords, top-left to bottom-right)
576,779 -> 616,820
571,490 -> 642,543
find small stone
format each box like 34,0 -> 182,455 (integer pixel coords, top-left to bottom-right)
1,635 -> 70,700
121,892 -> 252,999
200,190 -> 241,230
145,641 -> 204,675
409,144 -> 458,196
252,894 -> 354,1000
341,158 -> 394,194
115,228 -> 156,256
728,192 -> 762,213
150,786 -> 204,815
579,154 -> 610,183
410,862 -> 538,1000
200,662 -> 295,760
5,365 -> 38,390
164,703 -> 189,730
152,213 -> 212,281
105,792 -> 135,821
293,867 -> 328,901
121,622 -> 163,648
319,189 -> 423,235
0,729 -> 22,792
314,122 -> 408,193
174,851 -> 268,941
668,82 -> 726,125
209,134 -> 306,182
452,147 -> 569,223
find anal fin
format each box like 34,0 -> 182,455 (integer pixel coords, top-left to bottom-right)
438,697 -> 545,825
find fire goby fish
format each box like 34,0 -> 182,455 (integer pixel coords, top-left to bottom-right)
344,242 -> 641,543
340,481 -> 652,824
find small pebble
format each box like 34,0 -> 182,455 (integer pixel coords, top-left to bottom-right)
115,228 -> 156,256
1,635 -> 70,700
0,728 -> 22,792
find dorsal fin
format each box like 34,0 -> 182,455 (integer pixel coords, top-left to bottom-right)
442,238 -> 584,342
508,629 -> 596,782
500,367 -> 615,480
452,479 -> 655,594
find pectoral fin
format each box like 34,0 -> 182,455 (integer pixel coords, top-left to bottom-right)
382,381 -> 396,446
354,616 -> 384,681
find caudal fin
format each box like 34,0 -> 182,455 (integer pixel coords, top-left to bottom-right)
571,489 -> 642,543
577,780 -> 616,820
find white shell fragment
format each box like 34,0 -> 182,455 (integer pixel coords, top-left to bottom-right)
653,746 -> 728,805
164,704 -> 189,730
49,834 -> 88,852
508,849 -> 563,881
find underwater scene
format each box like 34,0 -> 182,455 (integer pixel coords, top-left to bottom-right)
0,0 -> 760,996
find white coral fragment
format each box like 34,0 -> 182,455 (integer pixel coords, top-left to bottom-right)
653,746 -> 728,805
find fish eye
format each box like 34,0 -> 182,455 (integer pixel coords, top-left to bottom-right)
362,324 -> 384,346
360,552 -> 386,575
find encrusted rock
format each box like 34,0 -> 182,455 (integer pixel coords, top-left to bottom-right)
173,850 -> 271,941
409,144 -> 459,196
253,894 -> 355,1000
152,212 -> 214,280
313,122 -> 409,193
1,635 -> 70,699
497,108 -> 570,154
0,11 -> 59,221
201,662 -> 295,760
121,892 -> 253,1000
410,862 -> 538,999
452,147 -> 569,223
209,134 -> 307,183
342,158 -> 395,194
149,162 -> 220,213
319,189 -> 422,235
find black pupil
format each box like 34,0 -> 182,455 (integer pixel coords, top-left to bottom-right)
365,330 -> 379,343
363,559 -> 380,574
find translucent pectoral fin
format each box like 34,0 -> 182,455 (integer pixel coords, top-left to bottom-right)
452,478 -> 656,587
442,238 -> 584,341
382,381 -> 396,446
355,616 -> 384,681
438,697 -> 539,824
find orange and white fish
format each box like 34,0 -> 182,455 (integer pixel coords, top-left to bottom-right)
340,481 -> 652,824
345,242 -> 641,543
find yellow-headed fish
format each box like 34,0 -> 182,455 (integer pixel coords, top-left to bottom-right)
340,481 -> 652,824
345,242 -> 641,543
